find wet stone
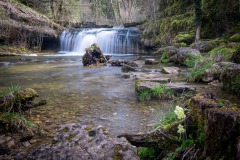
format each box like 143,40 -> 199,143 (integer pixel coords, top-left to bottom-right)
145,59 -> 158,65
20,124 -> 139,160
161,67 -> 180,74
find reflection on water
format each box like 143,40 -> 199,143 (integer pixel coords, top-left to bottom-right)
0,56 -> 170,135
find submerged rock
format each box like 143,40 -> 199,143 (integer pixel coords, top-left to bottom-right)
161,67 -> 180,74
21,124 -> 139,160
145,59 -> 158,65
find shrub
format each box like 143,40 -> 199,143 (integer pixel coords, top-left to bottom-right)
183,55 -> 202,68
187,58 -> 214,81
138,147 -> 157,160
160,52 -> 170,63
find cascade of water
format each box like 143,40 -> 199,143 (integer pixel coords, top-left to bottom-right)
59,27 -> 140,55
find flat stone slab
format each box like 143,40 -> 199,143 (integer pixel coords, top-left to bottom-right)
137,77 -> 170,83
145,59 -> 159,65
137,81 -> 196,94
20,124 -> 139,160
161,67 -> 180,74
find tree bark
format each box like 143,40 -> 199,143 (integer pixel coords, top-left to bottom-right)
194,0 -> 202,42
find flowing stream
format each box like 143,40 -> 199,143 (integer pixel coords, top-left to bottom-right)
0,56 -> 173,136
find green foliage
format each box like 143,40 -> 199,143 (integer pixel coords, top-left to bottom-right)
138,89 -> 152,102
0,84 -> 21,97
229,33 -> 240,42
174,32 -> 195,44
138,147 -> 157,160
160,52 -> 170,63
154,107 -> 177,128
183,55 -> 202,68
187,59 -> 214,81
152,84 -> 167,98
0,112 -> 33,132
138,84 -> 173,101
209,46 -> 236,62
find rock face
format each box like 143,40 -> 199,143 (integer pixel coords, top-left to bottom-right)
21,124 -> 139,160
170,47 -> 201,65
222,66 -> 240,96
161,67 -> 180,74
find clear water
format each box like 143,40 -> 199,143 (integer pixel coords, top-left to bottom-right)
0,56 -> 170,136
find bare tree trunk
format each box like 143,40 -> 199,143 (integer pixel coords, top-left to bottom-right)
195,25 -> 201,41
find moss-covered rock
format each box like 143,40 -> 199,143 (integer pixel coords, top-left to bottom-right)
204,107 -> 240,159
170,47 -> 201,65
231,47 -> 240,64
229,33 -> 240,42
222,66 -> 240,96
209,45 -> 236,62
191,41 -> 217,52
173,32 -> 195,45
188,93 -> 222,130
198,62 -> 239,83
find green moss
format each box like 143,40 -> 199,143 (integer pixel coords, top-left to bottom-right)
183,55 -> 202,68
88,130 -> 96,137
160,52 -> 170,63
174,32 -> 195,44
66,133 -> 77,141
112,145 -> 124,160
209,45 -> 236,62
229,33 -> 240,42
84,127 -> 92,131
222,72 -> 240,95
187,59 -> 214,81
138,147 -> 157,160
61,128 -> 69,132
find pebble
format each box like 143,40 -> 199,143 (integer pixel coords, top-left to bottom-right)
22,141 -> 31,147
29,139 -> 38,144
7,140 -> 15,148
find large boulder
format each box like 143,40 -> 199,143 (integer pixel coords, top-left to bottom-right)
20,124 -> 139,160
191,41 -> 216,52
222,66 -> 240,96
82,44 -> 110,66
170,47 -> 201,65
154,46 -> 178,55
199,62 -> 239,83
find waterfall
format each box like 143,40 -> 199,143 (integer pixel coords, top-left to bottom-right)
59,27 -> 141,55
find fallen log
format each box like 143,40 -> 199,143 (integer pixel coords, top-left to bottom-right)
118,122 -> 180,147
